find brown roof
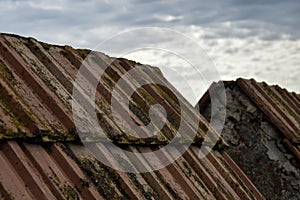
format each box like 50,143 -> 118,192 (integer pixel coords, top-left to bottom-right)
236,79 -> 300,159
1,141 -> 265,200
0,33 -> 210,144
198,78 -> 300,161
0,33 -> 263,199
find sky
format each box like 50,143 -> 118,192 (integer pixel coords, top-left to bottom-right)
1,0 -> 299,104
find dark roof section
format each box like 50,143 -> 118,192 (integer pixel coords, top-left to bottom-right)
236,79 -> 300,154
0,33 -> 264,199
198,78 -> 300,161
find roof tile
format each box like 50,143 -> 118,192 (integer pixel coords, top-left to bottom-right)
0,33 -> 264,199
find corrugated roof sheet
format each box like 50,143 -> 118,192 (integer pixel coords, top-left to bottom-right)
0,33 -> 264,199
0,140 -> 264,200
236,78 -> 300,161
0,33 -> 212,145
198,78 -> 300,162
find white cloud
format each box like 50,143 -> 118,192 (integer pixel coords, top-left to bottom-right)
154,14 -> 183,22
121,25 -> 300,103
1,0 -> 299,103
25,0 -> 66,11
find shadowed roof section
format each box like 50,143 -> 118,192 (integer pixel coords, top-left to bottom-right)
198,78 -> 300,161
236,79 -> 300,143
0,33 -> 264,199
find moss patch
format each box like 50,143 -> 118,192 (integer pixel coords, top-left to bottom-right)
62,184 -> 79,200
76,49 -> 91,60
80,158 -> 126,200
0,60 -> 17,85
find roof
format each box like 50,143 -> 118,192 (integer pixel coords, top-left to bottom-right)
0,32 -> 209,145
197,78 -> 300,199
198,78 -> 300,161
0,33 -> 264,199
1,141 -> 265,199
236,78 -> 300,160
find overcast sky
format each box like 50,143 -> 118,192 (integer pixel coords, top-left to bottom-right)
1,0 -> 299,104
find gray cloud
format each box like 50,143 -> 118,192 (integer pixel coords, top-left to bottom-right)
0,0 -> 299,102
2,0 -> 300,41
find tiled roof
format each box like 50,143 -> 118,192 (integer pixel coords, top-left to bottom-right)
0,33 -> 211,145
198,78 -> 300,161
197,79 -> 300,199
236,78 -> 300,160
0,140 -> 265,199
0,33 -> 263,199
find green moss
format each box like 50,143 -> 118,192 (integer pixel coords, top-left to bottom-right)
80,158 -> 123,199
48,166 -> 61,184
103,76 -> 114,88
153,84 -> 181,113
62,184 -> 79,200
181,161 -> 211,195
129,102 -> 151,125
0,60 -> 17,85
44,79 -> 57,92
128,173 -> 159,200
60,50 -> 68,58
18,48 -> 24,55
213,139 -> 227,151
12,117 -> 24,132
28,58 -> 58,93
79,178 -> 89,188
133,86 -> 157,106
198,121 -> 209,134
182,161 -> 192,176
76,49 -> 91,60
0,124 -> 15,139
48,164 -> 79,200
40,42 -> 51,50
265,86 -> 300,125
164,182 -> 182,200
29,58 -> 38,68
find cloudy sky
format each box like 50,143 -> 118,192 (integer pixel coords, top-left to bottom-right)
1,0 -> 299,104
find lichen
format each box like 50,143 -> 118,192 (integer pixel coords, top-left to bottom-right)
62,184 -> 79,200
200,83 -> 300,199
264,85 -> 300,125
48,165 -> 79,200
76,49 -> 91,60
40,42 -> 51,50
0,60 -> 17,85
164,182 -> 182,200
48,166 -> 61,184
129,173 -> 160,200
80,158 -> 125,199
